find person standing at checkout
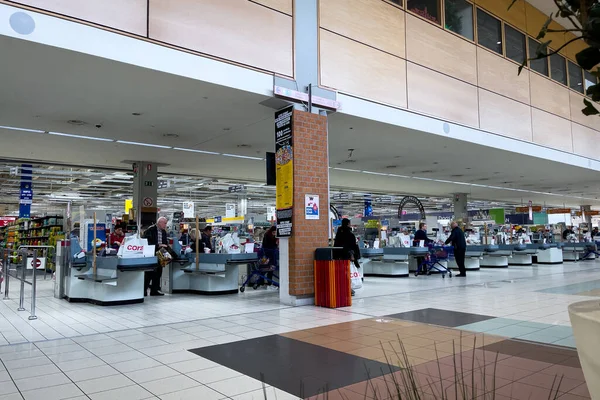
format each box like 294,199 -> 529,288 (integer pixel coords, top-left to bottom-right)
200,226 -> 214,253
413,222 -> 432,273
143,217 -> 169,296
445,221 -> 467,277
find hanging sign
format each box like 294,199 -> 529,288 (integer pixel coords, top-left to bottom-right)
547,208 -> 572,214
183,201 -> 195,218
275,105 -> 294,237
515,205 -> 542,213
225,204 -> 236,218
305,195 -> 320,220
0,217 -> 16,227
19,164 -> 33,219
575,210 -> 600,216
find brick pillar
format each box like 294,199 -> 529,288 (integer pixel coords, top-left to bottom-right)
280,109 -> 329,305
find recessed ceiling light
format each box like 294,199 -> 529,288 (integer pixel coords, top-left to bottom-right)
116,140 -> 171,149
173,147 -> 220,155
48,131 -> 114,142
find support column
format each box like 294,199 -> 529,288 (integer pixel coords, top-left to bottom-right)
279,109 -> 329,306
581,205 -> 592,225
132,162 -> 158,229
453,193 -> 468,226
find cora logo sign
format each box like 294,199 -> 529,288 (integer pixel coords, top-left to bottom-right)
126,245 -> 144,251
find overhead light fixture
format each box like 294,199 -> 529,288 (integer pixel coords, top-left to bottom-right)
333,167 -> 361,173
222,154 -> 264,160
48,131 -> 114,142
173,147 -> 220,155
361,171 -> 388,176
0,125 -> 45,133
116,140 -> 171,149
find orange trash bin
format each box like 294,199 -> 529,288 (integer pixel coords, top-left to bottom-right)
314,247 -> 352,308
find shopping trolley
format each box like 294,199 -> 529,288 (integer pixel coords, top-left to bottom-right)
415,244 -> 453,278
239,247 -> 279,292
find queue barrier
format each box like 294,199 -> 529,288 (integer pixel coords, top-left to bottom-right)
2,248 -> 39,320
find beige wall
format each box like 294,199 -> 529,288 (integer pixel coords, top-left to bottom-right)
11,0 -> 293,77
318,0 -> 600,160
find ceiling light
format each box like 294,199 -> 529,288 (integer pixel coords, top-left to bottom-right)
333,167 -> 361,173
361,171 -> 388,176
67,120 -> 86,126
222,154 -> 264,160
0,125 -> 45,133
116,140 -> 171,149
48,132 -> 114,142
173,147 -> 220,155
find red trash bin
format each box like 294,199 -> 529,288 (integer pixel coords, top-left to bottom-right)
314,247 -> 352,308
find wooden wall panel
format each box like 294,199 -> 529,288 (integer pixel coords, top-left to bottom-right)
407,63 -> 478,127
320,0 -> 405,58
530,73 -> 570,119
251,0 -> 292,15
525,2 -> 568,56
572,123 -> 600,160
477,47 -> 530,104
474,0 -> 526,31
320,30 -> 407,108
405,15 -> 477,84
149,0 -> 293,76
569,91 -> 600,132
14,0 -> 147,35
479,89 -> 532,141
565,35 -> 588,61
531,108 -> 573,153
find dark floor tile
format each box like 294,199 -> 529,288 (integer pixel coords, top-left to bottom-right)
189,335 -> 400,398
386,308 -> 495,328
481,339 -> 580,368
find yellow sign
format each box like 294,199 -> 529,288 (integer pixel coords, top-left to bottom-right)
125,199 -> 133,213
275,105 -> 294,237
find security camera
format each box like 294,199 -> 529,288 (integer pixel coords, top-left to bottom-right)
95,124 -> 102,129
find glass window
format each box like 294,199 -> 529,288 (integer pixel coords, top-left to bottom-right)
388,0 -> 402,5
504,25 -> 526,64
444,0 -> 474,40
407,0 -> 440,24
585,70 -> 597,92
550,52 -> 567,85
528,38 -> 548,76
568,61 -> 584,93
477,9 -> 502,54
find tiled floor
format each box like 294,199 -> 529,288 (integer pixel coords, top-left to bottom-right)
0,261 -> 596,398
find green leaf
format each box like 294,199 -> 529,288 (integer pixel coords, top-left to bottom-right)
582,99 -> 600,116
576,47 -> 600,70
536,14 -> 553,40
587,83 -> 600,102
535,41 -> 551,58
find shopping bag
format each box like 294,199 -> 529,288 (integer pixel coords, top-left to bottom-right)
119,236 -> 153,258
350,264 -> 363,290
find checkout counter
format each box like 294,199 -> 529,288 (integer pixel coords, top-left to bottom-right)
502,244 -> 534,266
361,247 -> 428,277
561,242 -> 598,262
168,251 -> 258,295
479,245 -> 511,268
447,245 -> 484,271
62,237 -> 157,306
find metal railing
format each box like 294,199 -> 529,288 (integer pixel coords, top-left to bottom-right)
2,248 -> 38,320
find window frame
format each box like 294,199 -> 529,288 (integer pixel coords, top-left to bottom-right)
567,60 -> 584,94
443,0 -> 475,42
475,7 -> 503,56
406,0 -> 442,26
527,37 -> 550,77
549,50 -> 568,86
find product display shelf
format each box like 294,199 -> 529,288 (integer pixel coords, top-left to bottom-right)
9,216 -> 64,271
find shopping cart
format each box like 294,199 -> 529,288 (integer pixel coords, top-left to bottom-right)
239,247 -> 279,292
415,244 -> 453,278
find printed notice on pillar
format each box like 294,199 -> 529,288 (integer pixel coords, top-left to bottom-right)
275,105 -> 294,237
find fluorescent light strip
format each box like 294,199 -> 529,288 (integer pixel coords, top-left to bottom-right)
222,154 -> 264,161
173,147 -> 220,155
361,171 -> 388,176
48,131 -> 114,142
333,167 -> 361,173
0,125 -> 45,133
116,140 -> 172,149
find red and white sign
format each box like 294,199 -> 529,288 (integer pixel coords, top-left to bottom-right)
126,245 -> 144,251
26,257 -> 46,270
0,217 -> 16,227
143,197 -> 153,207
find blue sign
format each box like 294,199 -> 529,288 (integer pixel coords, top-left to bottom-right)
364,196 -> 373,217
214,216 -> 222,223
87,223 -> 106,251
19,164 -> 32,218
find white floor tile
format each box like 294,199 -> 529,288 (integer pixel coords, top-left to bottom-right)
152,351 -> 198,365
64,364 -> 120,382
9,364 -> 62,380
158,385 -> 225,400
22,383 -> 83,400
112,356 -> 163,373
88,384 -> 153,400
231,388 -> 299,400
186,365 -> 242,384
207,376 -> 266,397
56,356 -> 106,372
168,357 -> 218,374
15,372 -> 70,392
141,375 -> 200,396
100,350 -> 147,364
0,382 -> 17,397
76,373 -> 134,394
126,366 -> 179,384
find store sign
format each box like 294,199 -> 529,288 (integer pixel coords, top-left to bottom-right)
172,211 -> 183,225
225,204 -> 236,218
267,206 -> 276,222
515,206 -> 542,213
547,208 -> 572,215
158,180 -> 169,189
183,201 -> 195,218
305,195 -> 320,220
214,216 -> 222,223
275,105 -> 294,237
0,217 -> 16,227
19,164 -> 33,219
575,210 -> 600,216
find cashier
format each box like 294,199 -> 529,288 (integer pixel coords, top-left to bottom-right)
109,226 -> 125,249
201,226 -> 214,253
562,226 -> 575,240
413,223 -> 433,247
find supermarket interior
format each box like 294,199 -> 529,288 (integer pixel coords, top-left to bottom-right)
1,0 -> 600,398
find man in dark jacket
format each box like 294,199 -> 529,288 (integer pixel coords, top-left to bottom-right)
143,217 -> 168,296
413,222 -> 433,247
445,221 -> 467,277
201,226 -> 214,253
334,219 -> 361,269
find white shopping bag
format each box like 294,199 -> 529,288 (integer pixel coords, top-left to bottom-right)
119,236 -> 153,258
350,264 -> 363,290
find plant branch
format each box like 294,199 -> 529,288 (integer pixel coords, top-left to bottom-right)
546,36 -> 586,57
